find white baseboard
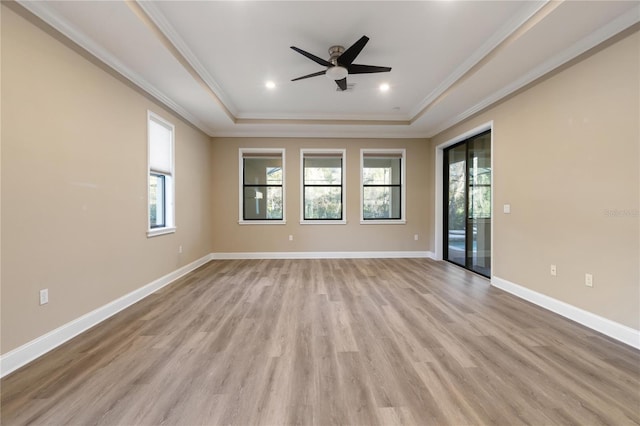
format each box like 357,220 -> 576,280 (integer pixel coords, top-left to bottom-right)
211,251 -> 435,260
21,254 -> 631,378
491,276 -> 640,350
0,253 -> 214,378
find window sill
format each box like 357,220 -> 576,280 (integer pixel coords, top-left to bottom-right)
300,220 -> 347,225
238,220 -> 287,225
360,219 -> 406,225
147,226 -> 176,238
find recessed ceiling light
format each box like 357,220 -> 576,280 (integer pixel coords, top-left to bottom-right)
379,83 -> 390,92
265,81 -> 276,89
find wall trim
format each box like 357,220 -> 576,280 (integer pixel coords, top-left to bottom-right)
212,251 -> 435,260
16,0 -> 215,136
491,276 -> 640,350
0,253 -> 214,378
427,4 -> 640,138
4,254 -> 634,378
410,1 -> 547,119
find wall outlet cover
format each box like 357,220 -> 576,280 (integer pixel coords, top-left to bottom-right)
39,289 -> 49,305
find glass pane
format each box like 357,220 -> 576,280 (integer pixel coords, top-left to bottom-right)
363,186 -> 400,219
244,186 -> 283,220
304,186 -> 342,219
468,133 -> 491,276
363,157 -> 400,185
304,157 -> 341,185
149,174 -> 165,228
266,166 -> 282,185
266,187 -> 283,219
244,157 -> 282,185
471,218 -> 491,276
446,145 -> 466,266
469,186 -> 491,219
469,135 -> 491,186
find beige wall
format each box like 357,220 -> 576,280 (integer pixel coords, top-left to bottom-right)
432,31 -> 640,329
211,138 -> 432,254
1,5 -> 213,353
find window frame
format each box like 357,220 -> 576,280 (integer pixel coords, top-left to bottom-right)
238,148 -> 286,225
360,149 -> 406,224
147,111 -> 175,237
300,149 -> 346,225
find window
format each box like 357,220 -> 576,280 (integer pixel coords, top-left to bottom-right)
147,112 -> 175,237
361,149 -> 406,223
239,149 -> 285,223
301,150 -> 345,223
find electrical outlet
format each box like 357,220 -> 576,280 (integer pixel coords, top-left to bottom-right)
39,289 -> 49,305
550,264 -> 557,276
503,204 -> 511,214
585,273 -> 593,287
414,234 -> 419,241
288,235 -> 293,241
178,245 -> 183,254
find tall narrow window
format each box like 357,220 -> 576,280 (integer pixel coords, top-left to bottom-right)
361,149 -> 405,223
148,112 -> 175,237
301,150 -> 345,223
240,149 -> 285,223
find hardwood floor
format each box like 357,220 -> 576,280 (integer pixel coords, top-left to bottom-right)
2,258 -> 639,425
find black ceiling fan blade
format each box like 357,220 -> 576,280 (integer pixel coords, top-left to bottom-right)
290,46 -> 333,67
291,70 -> 327,81
335,77 -> 348,91
347,64 -> 392,74
337,35 -> 369,66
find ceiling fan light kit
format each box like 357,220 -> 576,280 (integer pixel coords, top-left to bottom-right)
291,35 -> 392,91
326,66 -> 348,80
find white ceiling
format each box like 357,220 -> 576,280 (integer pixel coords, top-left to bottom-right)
18,1 -> 640,138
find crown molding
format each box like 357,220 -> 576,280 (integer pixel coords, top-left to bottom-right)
14,1 -> 639,140
409,1 -> 548,120
427,4 -> 640,138
210,128 -> 427,139
15,0 -> 216,136
235,117 -> 410,126
235,112 -> 410,122
134,1 -> 238,117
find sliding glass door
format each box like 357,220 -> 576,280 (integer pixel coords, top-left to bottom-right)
444,131 -> 491,277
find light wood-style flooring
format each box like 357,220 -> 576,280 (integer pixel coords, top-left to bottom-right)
2,258 -> 639,425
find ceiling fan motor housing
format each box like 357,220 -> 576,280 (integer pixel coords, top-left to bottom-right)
326,46 -> 347,80
328,45 -> 345,64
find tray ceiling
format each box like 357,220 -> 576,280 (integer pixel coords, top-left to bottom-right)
17,1 -> 640,138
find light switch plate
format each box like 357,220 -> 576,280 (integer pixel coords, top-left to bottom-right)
39,289 -> 49,305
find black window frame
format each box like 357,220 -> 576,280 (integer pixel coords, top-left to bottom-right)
362,156 -> 402,220
302,155 -> 344,221
242,157 -> 284,221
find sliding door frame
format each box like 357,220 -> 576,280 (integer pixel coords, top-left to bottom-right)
434,122 -> 494,277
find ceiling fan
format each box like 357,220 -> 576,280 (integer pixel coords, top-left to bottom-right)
290,35 -> 391,91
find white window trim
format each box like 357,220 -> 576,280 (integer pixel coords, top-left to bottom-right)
147,111 -> 176,238
300,149 -> 347,225
360,148 -> 406,225
238,148 -> 286,225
